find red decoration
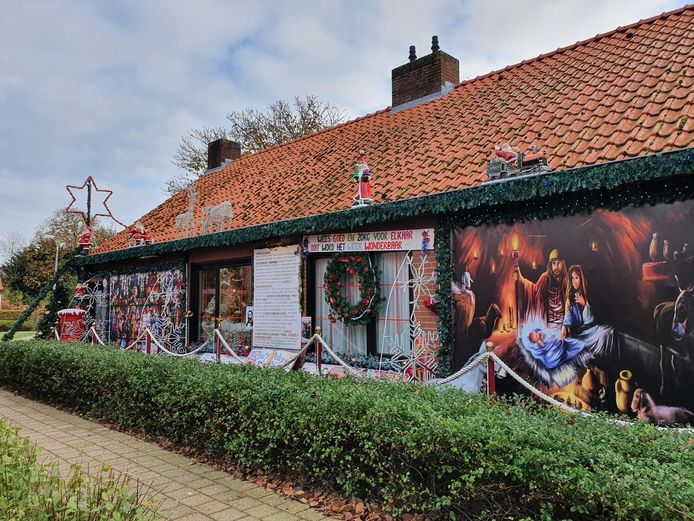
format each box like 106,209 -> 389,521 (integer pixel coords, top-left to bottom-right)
65,176 -> 126,227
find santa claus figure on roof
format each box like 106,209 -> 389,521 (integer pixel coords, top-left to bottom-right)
128,220 -> 154,247
352,150 -> 373,208
79,226 -> 96,253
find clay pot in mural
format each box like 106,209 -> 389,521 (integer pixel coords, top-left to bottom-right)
649,233 -> 659,261
582,367 -> 597,394
663,240 -> 670,260
615,370 -> 633,414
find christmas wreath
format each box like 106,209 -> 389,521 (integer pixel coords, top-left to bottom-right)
324,253 -> 380,325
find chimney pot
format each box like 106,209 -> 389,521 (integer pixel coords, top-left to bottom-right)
409,45 -> 417,62
207,138 -> 241,170
431,35 -> 439,52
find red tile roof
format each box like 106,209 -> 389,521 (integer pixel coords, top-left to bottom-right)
97,5 -> 694,253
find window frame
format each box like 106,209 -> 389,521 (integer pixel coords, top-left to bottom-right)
308,252 -> 413,356
189,259 -> 253,343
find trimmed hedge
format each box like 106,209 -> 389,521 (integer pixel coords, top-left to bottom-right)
0,416 -> 158,520
0,340 -> 692,520
0,310 -> 23,321
0,319 -> 32,332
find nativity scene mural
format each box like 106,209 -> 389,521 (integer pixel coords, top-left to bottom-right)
452,200 -> 694,426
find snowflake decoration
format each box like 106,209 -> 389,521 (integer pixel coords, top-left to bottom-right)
407,254 -> 436,304
390,334 -> 439,383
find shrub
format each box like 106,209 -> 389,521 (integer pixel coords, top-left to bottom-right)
0,340 -> 692,520
0,416 -> 158,520
0,320 -> 32,332
0,310 -> 23,321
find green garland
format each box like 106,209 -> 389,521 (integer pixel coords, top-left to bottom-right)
2,247 -> 82,341
434,225 -> 453,377
76,148 -> 694,268
323,254 -> 380,325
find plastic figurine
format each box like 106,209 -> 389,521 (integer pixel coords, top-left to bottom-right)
79,226 -> 96,253
128,220 -> 154,247
352,150 -> 373,208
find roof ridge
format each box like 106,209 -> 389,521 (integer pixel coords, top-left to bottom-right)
454,3 -> 694,88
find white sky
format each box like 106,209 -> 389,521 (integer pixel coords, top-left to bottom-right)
0,0 -> 684,243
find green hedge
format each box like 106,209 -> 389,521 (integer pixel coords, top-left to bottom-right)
0,320 -> 32,332
0,416 -> 158,520
0,310 -> 23,321
0,340 -> 692,520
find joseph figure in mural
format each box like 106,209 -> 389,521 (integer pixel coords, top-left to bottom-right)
515,249 -> 568,329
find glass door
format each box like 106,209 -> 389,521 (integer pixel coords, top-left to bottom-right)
199,268 -> 218,342
219,266 -> 253,354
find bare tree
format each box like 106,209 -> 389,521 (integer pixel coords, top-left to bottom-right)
166,95 -> 346,195
0,231 -> 27,265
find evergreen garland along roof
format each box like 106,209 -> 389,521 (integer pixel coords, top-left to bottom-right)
77,147 -> 694,268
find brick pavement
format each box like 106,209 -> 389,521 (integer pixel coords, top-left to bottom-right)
0,389 -> 327,521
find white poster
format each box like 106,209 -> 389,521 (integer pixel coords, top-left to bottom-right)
304,228 -> 434,253
252,245 -> 301,350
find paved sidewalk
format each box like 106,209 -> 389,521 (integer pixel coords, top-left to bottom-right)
0,390 -> 327,521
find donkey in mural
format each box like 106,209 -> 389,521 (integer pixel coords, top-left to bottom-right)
653,275 -> 694,394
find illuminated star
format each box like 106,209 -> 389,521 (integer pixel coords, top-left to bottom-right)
65,176 -> 125,227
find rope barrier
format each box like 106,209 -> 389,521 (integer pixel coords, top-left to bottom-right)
49,321 -> 694,433
314,335 -> 363,376
213,330 -> 245,363
428,352 -> 489,386
84,326 -> 106,346
122,330 -> 149,351
147,330 -> 211,358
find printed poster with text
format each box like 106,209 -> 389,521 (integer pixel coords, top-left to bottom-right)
252,245 -> 301,350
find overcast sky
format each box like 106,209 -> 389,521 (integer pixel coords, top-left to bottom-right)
0,0 -> 684,245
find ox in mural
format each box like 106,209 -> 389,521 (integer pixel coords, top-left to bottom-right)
452,200 -> 694,426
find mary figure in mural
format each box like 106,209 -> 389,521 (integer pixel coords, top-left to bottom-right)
561,265 -> 615,359
516,258 -> 614,388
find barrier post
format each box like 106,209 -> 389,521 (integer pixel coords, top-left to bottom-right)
485,341 -> 496,396
315,327 -> 322,376
215,330 -> 221,363
146,331 -> 151,355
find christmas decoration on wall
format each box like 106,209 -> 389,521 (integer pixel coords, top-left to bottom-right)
378,252 -> 440,381
421,230 -> 431,255
109,268 -> 185,351
201,201 -> 233,234
486,143 -> 551,181
352,149 -> 374,208
128,220 -> 154,247
324,253 -> 380,325
175,185 -> 197,239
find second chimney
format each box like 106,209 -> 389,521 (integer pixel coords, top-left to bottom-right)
207,139 -> 241,171
391,36 -> 459,109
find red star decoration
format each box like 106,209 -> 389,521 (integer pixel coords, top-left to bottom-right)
65,176 -> 125,227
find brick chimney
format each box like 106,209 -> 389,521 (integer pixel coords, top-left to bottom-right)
207,139 -> 241,171
391,36 -> 459,109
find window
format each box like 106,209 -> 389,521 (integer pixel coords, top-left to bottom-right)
192,263 -> 253,349
314,252 -> 410,356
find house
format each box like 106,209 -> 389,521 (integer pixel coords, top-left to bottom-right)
77,7 -> 694,422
